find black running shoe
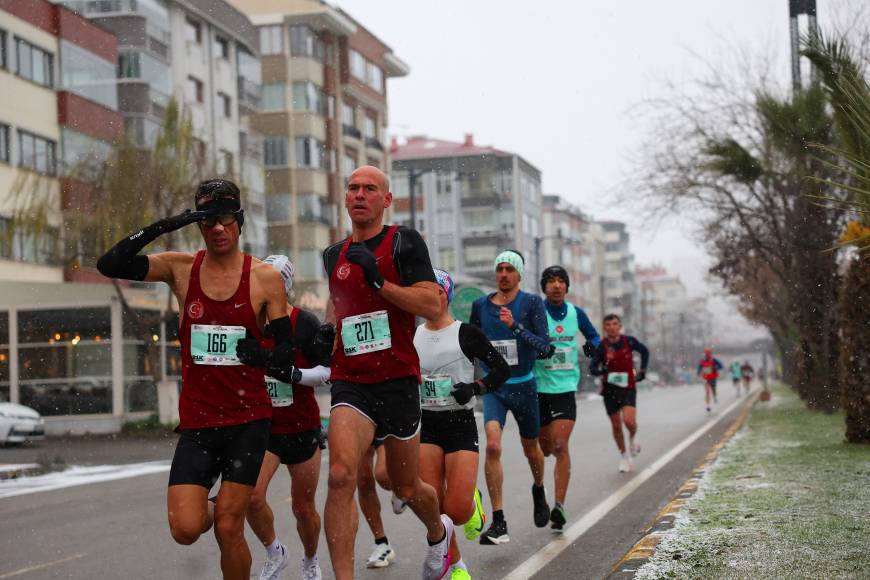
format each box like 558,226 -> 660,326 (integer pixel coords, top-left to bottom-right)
532,485 -> 550,528
550,505 -> 567,531
479,519 -> 509,545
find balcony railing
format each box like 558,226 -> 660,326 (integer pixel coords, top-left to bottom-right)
237,77 -> 262,111
342,124 -> 362,139
365,136 -> 383,151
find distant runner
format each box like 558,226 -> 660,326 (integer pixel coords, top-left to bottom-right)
471,250 -> 554,545
729,361 -> 742,396
96,180 -> 289,580
534,266 -> 600,531
417,268 -> 510,578
591,314 -> 649,473
740,361 -> 755,395
697,347 -> 723,412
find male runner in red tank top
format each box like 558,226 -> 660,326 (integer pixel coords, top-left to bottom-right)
97,180 -> 290,580
322,165 -> 452,580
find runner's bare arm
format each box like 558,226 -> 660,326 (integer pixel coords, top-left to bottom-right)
377,280 -> 441,319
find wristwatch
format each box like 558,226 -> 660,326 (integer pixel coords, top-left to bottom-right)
512,322 -> 525,336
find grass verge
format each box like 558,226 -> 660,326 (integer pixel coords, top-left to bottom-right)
637,383 -> 870,579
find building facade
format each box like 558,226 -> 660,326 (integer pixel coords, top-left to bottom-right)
55,0 -> 268,258
1,0 -> 123,284
391,134 -> 543,293
228,0 -> 408,310
600,220 -> 639,332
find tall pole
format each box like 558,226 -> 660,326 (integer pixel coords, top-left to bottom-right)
789,0 -> 818,92
408,170 -> 417,230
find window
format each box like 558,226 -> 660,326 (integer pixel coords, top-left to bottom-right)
259,25 -> 282,55
0,28 -> 6,70
214,36 -> 229,59
342,102 -> 355,126
218,92 -> 231,118
349,49 -> 366,80
289,26 -> 324,60
187,75 -> 203,103
0,124 -> 9,163
60,41 -> 117,110
298,250 -> 324,280
117,50 -> 171,94
60,128 -> 112,177
298,193 -> 329,224
261,83 -> 285,111
439,248 -> 455,270
15,37 -> 53,88
18,130 -> 56,176
366,62 -> 383,93
219,149 -> 233,174
292,81 -> 324,115
364,115 -> 377,139
185,18 -> 202,44
294,136 -> 326,170
266,192 -> 290,221
342,152 -> 356,179
263,136 -> 288,166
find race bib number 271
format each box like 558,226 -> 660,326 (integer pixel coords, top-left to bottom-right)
341,310 -> 391,356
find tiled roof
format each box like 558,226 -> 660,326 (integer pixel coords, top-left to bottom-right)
392,135 -> 512,160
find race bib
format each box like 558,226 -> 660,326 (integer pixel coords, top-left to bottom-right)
608,372 -> 630,388
543,346 -> 574,371
190,324 -> 246,365
265,376 -> 294,407
491,339 -> 519,366
341,310 -> 391,356
420,374 -> 454,408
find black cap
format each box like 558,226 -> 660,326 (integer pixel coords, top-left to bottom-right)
540,265 -> 570,292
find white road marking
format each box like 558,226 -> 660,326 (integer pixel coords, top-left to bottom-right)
0,554 -> 85,579
0,461 -> 170,499
502,395 -> 748,580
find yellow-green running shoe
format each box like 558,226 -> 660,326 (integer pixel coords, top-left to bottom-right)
450,566 -> 472,579
464,488 -> 486,541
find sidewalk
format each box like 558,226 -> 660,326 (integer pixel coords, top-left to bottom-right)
635,383 -> 870,579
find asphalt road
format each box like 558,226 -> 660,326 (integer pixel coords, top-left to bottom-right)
0,383 -> 753,579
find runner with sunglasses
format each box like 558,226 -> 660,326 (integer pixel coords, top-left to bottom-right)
97,179 -> 290,580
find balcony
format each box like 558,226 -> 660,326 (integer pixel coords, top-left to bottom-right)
342,124 -> 361,139
365,136 -> 383,151
238,77 -> 262,112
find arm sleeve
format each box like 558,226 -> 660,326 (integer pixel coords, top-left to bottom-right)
395,227 -> 437,286
470,299 -> 481,328
297,365 -> 331,388
459,323 -> 510,392
516,297 -> 552,356
575,306 -> 601,347
295,310 -> 329,365
589,343 -> 606,376
714,358 -> 724,371
629,336 -> 650,369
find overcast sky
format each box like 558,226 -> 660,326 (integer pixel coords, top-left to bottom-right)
333,0 -> 854,341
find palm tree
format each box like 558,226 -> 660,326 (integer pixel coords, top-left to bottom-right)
803,35 -> 870,443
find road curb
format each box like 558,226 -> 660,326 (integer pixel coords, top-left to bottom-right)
605,391 -> 761,578
0,463 -> 44,481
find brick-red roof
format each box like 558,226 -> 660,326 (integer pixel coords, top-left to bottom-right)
391,135 -> 512,161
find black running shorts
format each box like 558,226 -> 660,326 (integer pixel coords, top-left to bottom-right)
602,386 -> 637,416
168,419 -> 270,488
331,376 -> 421,442
421,408 -> 479,454
538,392 -> 577,426
267,428 -> 321,466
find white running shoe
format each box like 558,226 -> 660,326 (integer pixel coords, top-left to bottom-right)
366,542 -> 396,568
301,555 -> 322,580
618,456 -> 632,473
422,514 -> 454,580
391,492 -> 408,514
630,437 -> 641,456
259,544 -> 289,580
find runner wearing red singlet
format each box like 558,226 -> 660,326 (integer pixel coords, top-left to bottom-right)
697,347 -> 724,412
322,166 -> 451,580
96,180 -> 289,580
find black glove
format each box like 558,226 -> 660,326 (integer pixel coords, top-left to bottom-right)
451,381 -> 480,406
311,323 -> 336,365
268,365 -> 302,384
345,244 -> 385,290
536,344 -> 556,360
269,342 -> 296,370
636,369 -> 646,382
236,338 -> 271,367
582,342 -> 596,357
163,208 -> 216,231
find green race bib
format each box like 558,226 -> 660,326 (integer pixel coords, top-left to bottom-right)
543,346 -> 574,371
190,324 -> 246,365
265,376 -> 294,407
341,310 -> 391,356
421,375 -> 454,408
609,372 -> 630,388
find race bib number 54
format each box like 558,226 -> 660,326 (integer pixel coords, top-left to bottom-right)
341,310 -> 391,356
190,324 -> 245,365
421,375 -> 454,408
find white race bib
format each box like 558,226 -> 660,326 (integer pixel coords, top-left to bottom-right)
491,339 -> 519,366
190,324 -> 246,366
609,372 -> 630,388
341,310 -> 391,356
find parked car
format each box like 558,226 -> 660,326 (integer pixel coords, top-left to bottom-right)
0,402 -> 45,445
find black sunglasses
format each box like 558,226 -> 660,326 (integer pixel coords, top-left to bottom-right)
201,213 -> 239,227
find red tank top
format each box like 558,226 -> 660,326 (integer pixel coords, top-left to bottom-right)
699,357 -> 719,380
263,307 -> 321,435
178,251 -> 271,429
329,225 -> 420,384
604,336 -> 636,390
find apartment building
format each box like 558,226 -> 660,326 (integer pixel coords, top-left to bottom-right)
540,194 -> 603,320
228,0 -> 409,308
55,0 -> 268,258
0,0 -> 122,283
391,134 -> 543,293
600,220 -> 639,331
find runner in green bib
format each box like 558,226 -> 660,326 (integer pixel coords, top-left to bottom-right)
534,266 -> 600,531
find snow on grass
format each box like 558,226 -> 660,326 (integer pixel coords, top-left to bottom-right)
636,384 -> 870,579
